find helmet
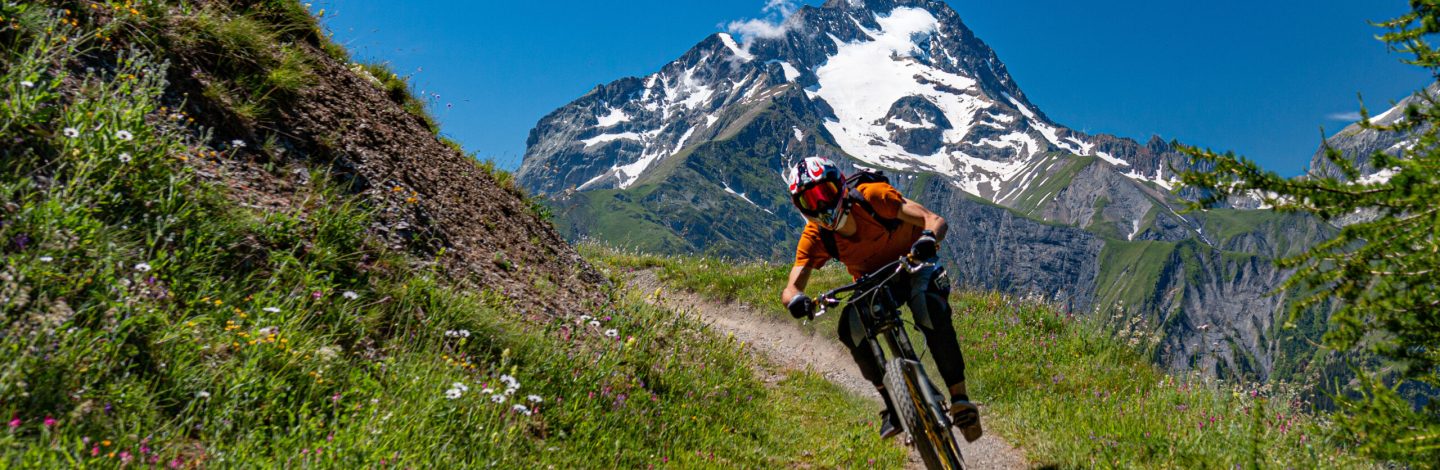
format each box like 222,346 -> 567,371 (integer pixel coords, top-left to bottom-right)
786,157 -> 850,229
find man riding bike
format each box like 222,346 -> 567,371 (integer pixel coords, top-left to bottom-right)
780,156 -> 982,443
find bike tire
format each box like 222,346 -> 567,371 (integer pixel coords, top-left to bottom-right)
884,358 -> 965,470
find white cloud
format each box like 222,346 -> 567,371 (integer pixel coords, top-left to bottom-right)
725,0 -> 801,44
1326,111 -> 1362,122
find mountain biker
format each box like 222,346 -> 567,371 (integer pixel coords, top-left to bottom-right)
780,156 -> 982,443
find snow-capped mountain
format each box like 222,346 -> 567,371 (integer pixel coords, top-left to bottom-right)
518,0 -> 1183,203
518,0 -> 1340,384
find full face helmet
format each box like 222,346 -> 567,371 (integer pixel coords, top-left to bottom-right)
786,157 -> 850,229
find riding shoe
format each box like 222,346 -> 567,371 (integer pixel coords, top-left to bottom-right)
878,408 -> 902,439
949,382 -> 983,443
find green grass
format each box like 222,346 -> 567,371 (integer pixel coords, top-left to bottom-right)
0,5 -> 905,468
585,247 -> 1374,468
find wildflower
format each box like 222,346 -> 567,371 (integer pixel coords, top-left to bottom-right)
588,320 -> 600,328
605,329 -> 619,338
511,404 -> 532,416
43,416 -> 56,428
451,382 -> 469,392
342,291 -> 359,300
505,387 -> 518,395
527,395 -> 542,403
579,314 -> 592,322
480,387 -> 494,395
118,153 -> 132,163
20,81 -> 34,88
196,390 -> 210,399
8,417 -> 19,429
63,127 -> 80,138
115,130 -> 133,141
445,388 -> 461,400
134,263 -> 151,272
231,139 -> 245,148
499,374 -> 518,388
490,394 -> 505,403
38,256 -> 53,262
262,307 -> 280,313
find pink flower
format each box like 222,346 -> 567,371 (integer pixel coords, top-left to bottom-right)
312,291 -> 323,299
42,416 -> 56,428
91,446 -> 100,456
119,451 -> 132,463
7,417 -> 19,429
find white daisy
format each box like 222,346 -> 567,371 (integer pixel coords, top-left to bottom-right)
451,382 -> 469,392
231,139 -> 246,148
38,256 -> 53,262
134,262 -> 152,272
605,329 -> 619,338
511,404 -> 531,416
579,315 -> 592,322
62,127 -> 79,138
342,290 -> 359,300
456,329 -> 470,338
505,386 -> 518,395
490,394 -> 505,403
196,390 -> 211,399
118,153 -> 132,163
20,81 -> 34,88
527,395 -> 542,403
499,374 -> 518,388
588,320 -> 600,328
115,130 -> 134,141
480,387 -> 494,395
445,388 -> 462,400
262,307 -> 280,313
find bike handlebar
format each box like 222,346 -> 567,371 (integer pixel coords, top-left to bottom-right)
811,256 -> 933,319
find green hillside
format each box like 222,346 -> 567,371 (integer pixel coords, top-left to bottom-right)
0,3 -> 902,467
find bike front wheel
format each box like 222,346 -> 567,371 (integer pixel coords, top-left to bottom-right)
884,358 -> 965,470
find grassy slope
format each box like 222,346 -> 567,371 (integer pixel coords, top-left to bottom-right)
0,3 -> 903,467
586,246 -> 1371,468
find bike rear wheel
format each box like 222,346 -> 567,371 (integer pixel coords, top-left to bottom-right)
884,358 -> 964,470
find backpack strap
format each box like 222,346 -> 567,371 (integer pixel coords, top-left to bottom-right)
847,191 -> 902,232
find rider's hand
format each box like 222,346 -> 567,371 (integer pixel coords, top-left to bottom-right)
787,293 -> 815,319
911,230 -> 938,260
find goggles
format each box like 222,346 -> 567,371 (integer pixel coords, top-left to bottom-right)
794,181 -> 849,229
795,181 -> 842,214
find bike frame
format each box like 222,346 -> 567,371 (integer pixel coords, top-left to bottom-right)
816,256 -> 930,368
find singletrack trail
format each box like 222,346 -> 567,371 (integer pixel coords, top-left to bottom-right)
627,270 -> 1030,470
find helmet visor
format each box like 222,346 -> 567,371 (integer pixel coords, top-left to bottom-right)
795,181 -> 843,214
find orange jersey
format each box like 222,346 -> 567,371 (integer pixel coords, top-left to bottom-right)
793,182 -> 923,279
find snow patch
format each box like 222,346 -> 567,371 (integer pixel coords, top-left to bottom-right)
581,132 -> 641,147
792,127 -> 804,142
1095,151 -> 1129,167
723,183 -> 774,214
719,33 -> 753,61
1356,168 -> 1398,185
814,8 -> 988,181
596,108 -> 630,127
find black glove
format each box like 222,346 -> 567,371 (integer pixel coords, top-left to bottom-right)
787,293 -> 815,319
911,230 -> 938,260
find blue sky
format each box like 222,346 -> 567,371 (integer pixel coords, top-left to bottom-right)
318,0 -> 1429,176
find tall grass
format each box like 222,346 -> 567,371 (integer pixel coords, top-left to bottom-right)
0,5 -> 905,468
585,244 -> 1374,468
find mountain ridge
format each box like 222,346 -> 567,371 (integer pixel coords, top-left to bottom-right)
520,0 -> 1340,384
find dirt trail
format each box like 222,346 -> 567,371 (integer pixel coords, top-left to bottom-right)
627,270 -> 1029,469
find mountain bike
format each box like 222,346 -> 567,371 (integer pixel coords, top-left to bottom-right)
814,256 -> 965,470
